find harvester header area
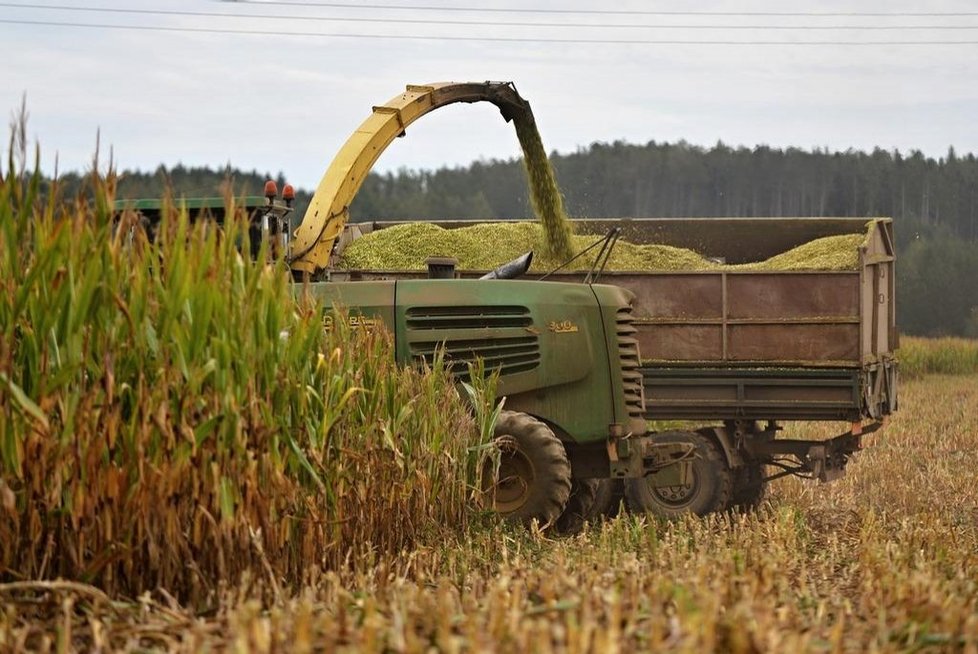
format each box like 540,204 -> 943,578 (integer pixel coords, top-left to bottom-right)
113,190 -> 295,263
288,81 -> 535,278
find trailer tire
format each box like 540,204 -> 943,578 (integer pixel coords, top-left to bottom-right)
589,478 -> 626,520
556,478 -> 598,534
624,431 -> 732,518
730,461 -> 767,512
483,411 -> 572,527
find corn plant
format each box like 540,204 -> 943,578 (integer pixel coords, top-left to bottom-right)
0,136 -> 479,604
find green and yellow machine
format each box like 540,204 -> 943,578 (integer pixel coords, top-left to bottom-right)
288,82 -> 702,529
117,81 -> 897,529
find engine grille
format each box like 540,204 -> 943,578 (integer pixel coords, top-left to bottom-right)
405,305 -> 532,330
617,304 -> 646,421
406,305 -> 539,378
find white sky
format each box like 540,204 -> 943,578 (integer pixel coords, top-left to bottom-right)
3,0 -> 978,189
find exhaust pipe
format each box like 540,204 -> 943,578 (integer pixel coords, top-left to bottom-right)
479,251 -> 533,280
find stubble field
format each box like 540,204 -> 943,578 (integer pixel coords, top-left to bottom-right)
3,373 -> 977,653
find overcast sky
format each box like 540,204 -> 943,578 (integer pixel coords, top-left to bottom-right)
3,0 -> 978,189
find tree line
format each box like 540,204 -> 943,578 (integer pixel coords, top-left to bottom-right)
65,140 -> 978,337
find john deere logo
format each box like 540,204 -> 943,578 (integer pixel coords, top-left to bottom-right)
548,320 -> 579,333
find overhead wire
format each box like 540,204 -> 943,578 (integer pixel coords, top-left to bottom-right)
0,18 -> 978,46
214,1 -> 978,18
4,2 -> 978,45
3,2 -> 978,30
3,17 -> 978,45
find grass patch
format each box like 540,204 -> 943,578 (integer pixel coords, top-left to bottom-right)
898,336 -> 978,378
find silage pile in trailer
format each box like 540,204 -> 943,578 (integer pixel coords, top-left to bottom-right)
340,222 -> 715,272
0,161 -> 488,603
340,221 -> 868,273
738,233 -> 865,271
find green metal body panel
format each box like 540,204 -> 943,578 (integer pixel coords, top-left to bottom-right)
114,197 -> 267,212
303,280 -> 396,331
304,279 -> 644,444
640,364 -> 898,422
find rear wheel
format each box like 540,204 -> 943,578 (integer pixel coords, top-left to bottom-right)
624,431 -> 733,518
482,411 -> 572,527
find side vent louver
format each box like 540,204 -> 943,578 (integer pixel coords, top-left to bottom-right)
617,305 -> 645,421
406,305 -> 540,378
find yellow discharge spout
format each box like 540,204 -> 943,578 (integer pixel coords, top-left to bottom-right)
289,81 -> 533,276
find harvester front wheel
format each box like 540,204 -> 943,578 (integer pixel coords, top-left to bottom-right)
624,431 -> 732,518
483,411 -> 572,527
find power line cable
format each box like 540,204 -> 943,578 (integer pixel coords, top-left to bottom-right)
216,0 -> 978,18
4,2 -> 978,30
4,17 -> 978,44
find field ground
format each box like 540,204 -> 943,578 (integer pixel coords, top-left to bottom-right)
2,374 -> 976,653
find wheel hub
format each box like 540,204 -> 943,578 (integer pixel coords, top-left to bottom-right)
650,466 -> 700,508
484,435 -> 537,514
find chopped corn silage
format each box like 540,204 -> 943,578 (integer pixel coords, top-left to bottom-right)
340,222 -> 869,273
514,117 -> 574,261
732,233 -> 865,271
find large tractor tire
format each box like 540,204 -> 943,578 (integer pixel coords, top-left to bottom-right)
483,411 -> 572,527
589,478 -> 626,520
624,431 -> 733,518
555,478 -> 599,534
729,460 -> 767,512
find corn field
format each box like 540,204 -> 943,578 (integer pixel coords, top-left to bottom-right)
0,150 -> 488,606
898,336 -> 978,378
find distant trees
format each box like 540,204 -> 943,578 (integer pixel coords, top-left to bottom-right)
897,222 -> 978,337
56,164 -> 305,209
66,140 -> 978,336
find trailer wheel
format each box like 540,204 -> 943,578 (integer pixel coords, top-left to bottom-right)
555,478 -> 598,534
482,411 -> 572,527
589,478 -> 626,520
624,431 -> 732,518
730,461 -> 767,512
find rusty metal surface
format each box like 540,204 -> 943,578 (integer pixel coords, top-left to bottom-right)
636,324 -> 722,361
726,274 -> 860,319
728,324 -> 861,362
635,274 -> 722,319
